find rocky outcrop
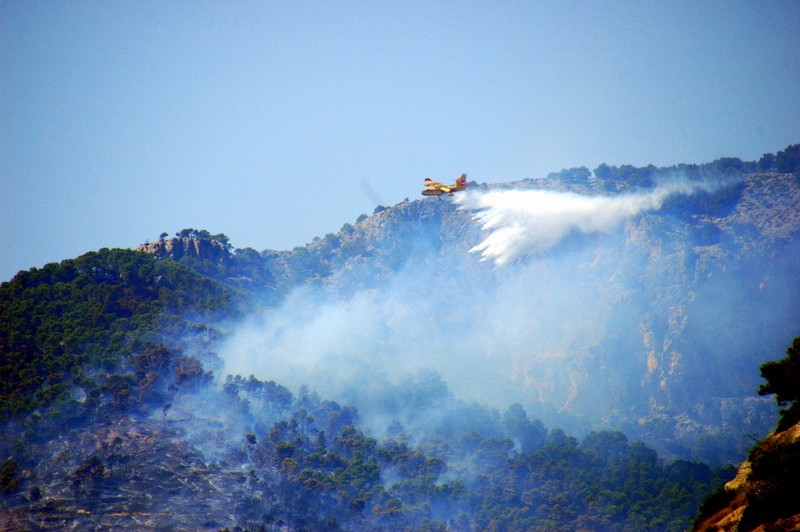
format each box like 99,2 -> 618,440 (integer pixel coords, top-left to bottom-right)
137,237 -> 232,266
721,172 -> 800,242
693,420 -> 800,531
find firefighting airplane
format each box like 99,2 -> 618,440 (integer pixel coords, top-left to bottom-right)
421,174 -> 468,196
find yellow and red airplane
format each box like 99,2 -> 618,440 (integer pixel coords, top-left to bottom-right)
421,174 -> 468,196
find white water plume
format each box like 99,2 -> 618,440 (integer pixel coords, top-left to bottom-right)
456,181 -> 702,265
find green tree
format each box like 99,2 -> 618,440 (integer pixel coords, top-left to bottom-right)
503,403 -> 546,453
758,335 -> 800,430
593,163 -> 613,180
757,152 -> 776,171
776,144 -> 800,173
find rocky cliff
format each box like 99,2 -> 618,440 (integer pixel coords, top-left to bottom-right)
137,237 -> 232,265
693,419 -> 800,530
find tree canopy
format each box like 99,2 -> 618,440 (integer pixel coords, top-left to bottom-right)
758,335 -> 800,431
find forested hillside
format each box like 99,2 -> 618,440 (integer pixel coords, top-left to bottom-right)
0,249 -> 241,425
1,145 -> 799,530
0,250 -> 732,530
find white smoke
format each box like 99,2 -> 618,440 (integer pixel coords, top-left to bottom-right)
456,181 -> 701,265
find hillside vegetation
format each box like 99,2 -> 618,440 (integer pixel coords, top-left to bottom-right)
0,247 -> 733,529
0,248 -> 241,426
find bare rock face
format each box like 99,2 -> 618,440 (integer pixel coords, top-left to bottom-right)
692,420 -> 800,531
138,237 -> 232,266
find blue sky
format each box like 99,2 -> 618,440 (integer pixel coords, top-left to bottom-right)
2,1 -> 799,281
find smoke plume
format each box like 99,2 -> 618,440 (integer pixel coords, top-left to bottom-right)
456,181 -> 700,265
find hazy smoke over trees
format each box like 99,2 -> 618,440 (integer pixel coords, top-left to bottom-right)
216,174 -> 799,465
